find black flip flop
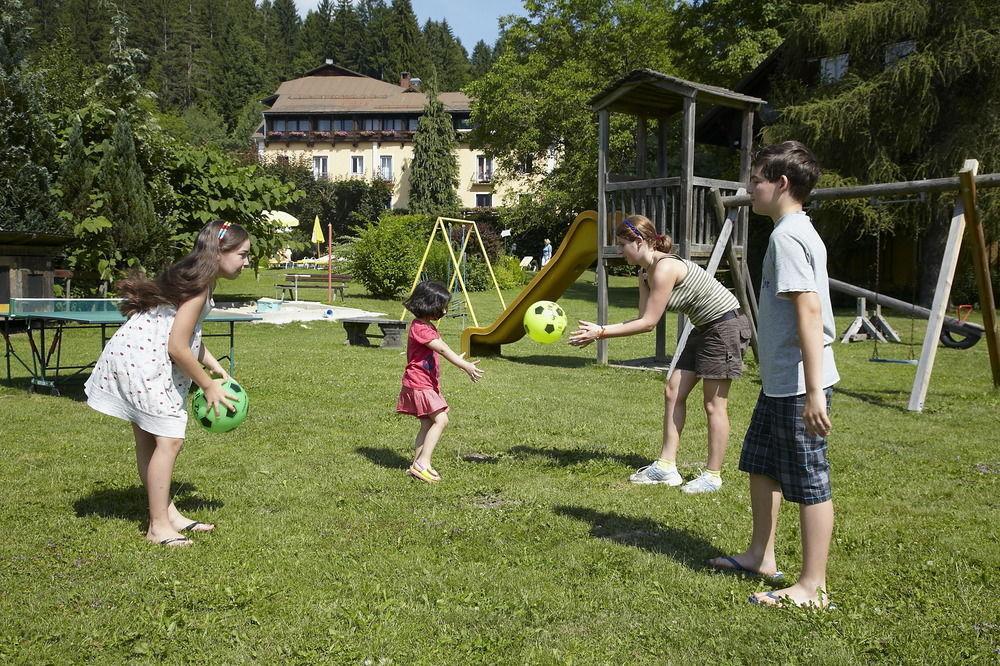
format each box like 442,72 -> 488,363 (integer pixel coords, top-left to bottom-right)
159,537 -> 193,547
181,521 -> 214,533
710,555 -> 784,581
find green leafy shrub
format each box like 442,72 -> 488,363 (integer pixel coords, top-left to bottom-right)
351,214 -> 432,298
491,254 -> 531,289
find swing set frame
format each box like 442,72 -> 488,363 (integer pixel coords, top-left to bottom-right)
718,159 -> 1000,412
401,217 -> 506,327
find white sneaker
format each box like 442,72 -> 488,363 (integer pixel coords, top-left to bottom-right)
629,463 -> 683,486
681,472 -> 722,494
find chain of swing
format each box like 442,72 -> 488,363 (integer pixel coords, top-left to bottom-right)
868,193 -> 928,364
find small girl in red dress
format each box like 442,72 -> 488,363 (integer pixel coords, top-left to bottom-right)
397,281 -> 483,483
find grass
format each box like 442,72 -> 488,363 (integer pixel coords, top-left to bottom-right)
1,269 -> 998,663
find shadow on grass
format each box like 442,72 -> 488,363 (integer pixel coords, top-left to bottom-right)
356,446 -> 409,470
0,376 -> 90,402
510,445 -> 647,470
501,354 -> 593,369
834,386 -> 911,413
554,505 -> 716,569
73,483 -> 223,522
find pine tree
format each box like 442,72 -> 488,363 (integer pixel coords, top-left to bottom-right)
97,114 -> 169,271
292,0 -> 333,73
329,0 -> 362,70
58,116 -> 94,223
57,0 -> 110,65
356,0 -> 392,79
210,20 -> 268,130
424,19 -> 469,90
270,0 -> 301,79
0,0 -> 60,233
385,0 -> 431,82
408,75 -> 461,215
469,39 -> 493,80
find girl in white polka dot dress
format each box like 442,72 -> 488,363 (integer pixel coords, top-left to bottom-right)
85,221 -> 251,548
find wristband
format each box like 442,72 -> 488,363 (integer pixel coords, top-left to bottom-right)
598,325 -> 607,340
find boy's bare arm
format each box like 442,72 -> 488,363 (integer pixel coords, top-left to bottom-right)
789,291 -> 832,436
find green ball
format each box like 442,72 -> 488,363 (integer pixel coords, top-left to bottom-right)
191,378 -> 249,433
523,300 -> 567,344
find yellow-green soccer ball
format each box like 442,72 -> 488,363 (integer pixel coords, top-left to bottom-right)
523,300 -> 567,344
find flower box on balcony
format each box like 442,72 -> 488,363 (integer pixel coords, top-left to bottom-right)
267,131 -> 285,139
359,130 -> 377,139
288,131 -> 307,139
334,130 -> 350,138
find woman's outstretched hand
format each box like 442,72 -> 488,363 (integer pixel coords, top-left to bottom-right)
568,320 -> 602,347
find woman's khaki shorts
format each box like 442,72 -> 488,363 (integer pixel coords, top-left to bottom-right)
674,313 -> 751,380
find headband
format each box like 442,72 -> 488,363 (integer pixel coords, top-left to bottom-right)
218,221 -> 233,240
623,220 -> 642,239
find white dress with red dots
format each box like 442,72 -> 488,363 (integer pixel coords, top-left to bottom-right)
85,297 -> 213,438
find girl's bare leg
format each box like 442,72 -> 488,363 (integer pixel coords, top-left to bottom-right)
702,378 -> 732,471
413,409 -> 448,470
133,425 -> 211,542
659,370 -> 700,461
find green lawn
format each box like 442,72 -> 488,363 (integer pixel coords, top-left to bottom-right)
2,269 -> 998,663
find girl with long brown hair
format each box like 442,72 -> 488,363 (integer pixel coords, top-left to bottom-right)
85,220 -> 251,547
568,214 -> 751,494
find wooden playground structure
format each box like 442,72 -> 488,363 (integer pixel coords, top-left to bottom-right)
589,68 -> 999,412
590,69 -> 763,367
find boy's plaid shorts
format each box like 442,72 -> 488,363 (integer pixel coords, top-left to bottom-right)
738,389 -> 833,505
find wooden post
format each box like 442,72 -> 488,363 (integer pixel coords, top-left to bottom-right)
738,107 -> 755,267
636,115 -> 647,177
958,160 -> 1000,387
711,188 -> 758,360
667,211 -> 735,379
326,223 -> 333,303
677,96 -> 696,343
596,109 -> 610,365
655,117 -> 669,362
908,163 -> 972,411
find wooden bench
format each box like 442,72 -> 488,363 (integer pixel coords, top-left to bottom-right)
276,273 -> 352,301
340,318 -> 406,348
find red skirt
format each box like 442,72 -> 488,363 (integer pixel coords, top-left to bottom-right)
396,386 -> 449,417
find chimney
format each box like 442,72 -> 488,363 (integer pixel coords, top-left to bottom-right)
400,72 -> 411,88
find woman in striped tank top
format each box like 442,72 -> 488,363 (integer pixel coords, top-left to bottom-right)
569,214 -> 751,494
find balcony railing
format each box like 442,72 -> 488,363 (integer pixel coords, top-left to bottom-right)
266,130 -> 416,142
474,171 -> 494,184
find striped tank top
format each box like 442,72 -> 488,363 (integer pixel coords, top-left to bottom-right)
644,255 -> 739,327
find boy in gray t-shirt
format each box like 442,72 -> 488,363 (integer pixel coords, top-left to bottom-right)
708,141 -> 837,609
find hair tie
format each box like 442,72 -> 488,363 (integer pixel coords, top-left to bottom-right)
218,221 -> 232,240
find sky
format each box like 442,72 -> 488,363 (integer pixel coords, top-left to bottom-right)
293,0 -> 528,50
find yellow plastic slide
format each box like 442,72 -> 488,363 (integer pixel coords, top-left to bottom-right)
461,210 -> 598,357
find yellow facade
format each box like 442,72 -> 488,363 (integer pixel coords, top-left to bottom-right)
258,138 -> 519,210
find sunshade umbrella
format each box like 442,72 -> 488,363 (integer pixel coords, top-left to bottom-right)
263,210 -> 299,227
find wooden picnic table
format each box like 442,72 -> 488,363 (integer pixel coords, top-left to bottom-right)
276,273 -> 352,301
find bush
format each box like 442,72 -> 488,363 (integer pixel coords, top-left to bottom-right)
491,254 -> 531,289
350,214 -> 432,298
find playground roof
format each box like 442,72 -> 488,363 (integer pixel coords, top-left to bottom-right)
590,69 -> 764,116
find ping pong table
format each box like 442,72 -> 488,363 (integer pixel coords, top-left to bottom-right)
1,298 -> 260,395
